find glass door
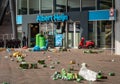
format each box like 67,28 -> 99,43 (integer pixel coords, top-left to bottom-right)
68,22 -> 80,48
97,21 -> 112,48
68,22 -> 74,48
105,22 -> 112,48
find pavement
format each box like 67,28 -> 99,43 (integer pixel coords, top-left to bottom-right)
0,48 -> 120,84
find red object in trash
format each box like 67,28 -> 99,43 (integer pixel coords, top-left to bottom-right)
78,37 -> 95,49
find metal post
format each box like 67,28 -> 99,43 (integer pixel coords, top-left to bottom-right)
52,0 -> 56,35
9,0 -> 18,39
65,0 -> 68,48
111,0 -> 114,54
73,22 -> 76,48
65,22 -> 68,48
27,0 -> 29,15
80,0 -> 82,12
94,21 -> 98,46
53,0 -> 56,14
111,20 -> 114,54
93,0 -> 98,47
16,0 -> 17,15
95,0 -> 97,10
39,0 -> 42,14
66,0 -> 68,12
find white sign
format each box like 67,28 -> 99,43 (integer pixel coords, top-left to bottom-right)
110,8 -> 114,17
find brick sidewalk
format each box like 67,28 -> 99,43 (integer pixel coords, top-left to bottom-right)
0,49 -> 120,84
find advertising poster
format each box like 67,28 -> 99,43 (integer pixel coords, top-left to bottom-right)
55,34 -> 63,47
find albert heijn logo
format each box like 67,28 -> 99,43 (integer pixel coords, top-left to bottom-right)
36,13 -> 68,22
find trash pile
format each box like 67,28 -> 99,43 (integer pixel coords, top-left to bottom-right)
4,48 -> 116,83
38,59 -> 47,68
5,48 -> 37,69
83,49 -> 104,54
6,48 -> 61,70
51,68 -> 84,82
12,51 -> 41,69
2,82 -> 9,84
51,62 -> 115,83
48,47 -> 70,53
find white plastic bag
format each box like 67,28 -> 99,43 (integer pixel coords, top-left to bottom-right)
79,63 -> 97,81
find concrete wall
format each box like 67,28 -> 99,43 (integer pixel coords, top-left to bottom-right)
0,13 -> 12,39
115,0 -> 120,55
22,14 -> 38,36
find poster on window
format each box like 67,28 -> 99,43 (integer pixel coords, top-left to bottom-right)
55,34 -> 63,47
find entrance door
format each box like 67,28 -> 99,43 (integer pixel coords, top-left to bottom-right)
98,21 -> 112,48
28,23 -> 39,47
105,22 -> 112,48
88,21 -> 112,48
68,22 -> 80,48
68,22 -> 74,48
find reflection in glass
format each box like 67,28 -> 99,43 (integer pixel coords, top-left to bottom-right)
17,0 -> 27,15
56,0 -> 67,12
41,0 -> 53,13
82,0 -> 95,10
68,0 -> 80,12
100,0 -> 115,10
29,0 -> 39,14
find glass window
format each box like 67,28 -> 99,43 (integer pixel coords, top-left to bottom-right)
68,23 -> 73,32
68,0 -> 80,12
17,0 -> 27,15
99,0 -> 115,10
56,0 -> 67,12
82,0 -> 95,10
29,0 -> 39,14
41,0 -> 53,13
76,22 -> 80,32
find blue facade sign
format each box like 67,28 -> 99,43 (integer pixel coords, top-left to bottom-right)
16,15 -> 22,24
89,10 -> 116,21
16,10 -> 116,24
36,13 -> 68,22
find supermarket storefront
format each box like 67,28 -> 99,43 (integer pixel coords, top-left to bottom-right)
19,11 -> 88,48
16,9 -> 116,49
